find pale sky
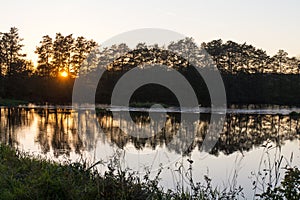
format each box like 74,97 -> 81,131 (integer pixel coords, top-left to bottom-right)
1,0 -> 300,65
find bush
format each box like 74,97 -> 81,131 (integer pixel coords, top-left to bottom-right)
256,167 -> 300,200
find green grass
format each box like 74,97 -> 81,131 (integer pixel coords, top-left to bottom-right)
0,98 -> 29,107
0,144 -> 298,200
0,145 -> 242,200
0,145 -> 168,200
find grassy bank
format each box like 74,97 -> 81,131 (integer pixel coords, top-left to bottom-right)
0,98 -> 28,107
0,145 -> 168,200
0,144 -> 299,200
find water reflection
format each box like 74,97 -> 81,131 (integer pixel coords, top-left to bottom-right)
0,107 -> 299,158
36,108 -> 82,157
0,107 -> 34,146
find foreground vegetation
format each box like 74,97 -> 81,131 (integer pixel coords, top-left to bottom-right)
0,144 -> 299,200
1,144 -> 165,200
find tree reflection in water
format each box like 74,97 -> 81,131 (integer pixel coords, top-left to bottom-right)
0,107 -> 299,157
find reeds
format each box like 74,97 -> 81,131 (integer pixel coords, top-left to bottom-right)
0,144 -> 298,199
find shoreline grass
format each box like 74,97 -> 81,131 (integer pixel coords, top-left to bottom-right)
0,145 -> 166,200
0,144 -> 299,199
0,98 -> 29,107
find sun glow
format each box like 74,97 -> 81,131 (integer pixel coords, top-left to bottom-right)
60,71 -> 68,78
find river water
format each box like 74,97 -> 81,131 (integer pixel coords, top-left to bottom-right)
0,105 -> 299,198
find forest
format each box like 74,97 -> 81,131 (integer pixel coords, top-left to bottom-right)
1,27 -> 300,106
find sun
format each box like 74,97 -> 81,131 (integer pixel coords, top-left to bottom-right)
60,71 -> 68,78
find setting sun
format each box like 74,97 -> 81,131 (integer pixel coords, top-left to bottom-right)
60,71 -> 68,77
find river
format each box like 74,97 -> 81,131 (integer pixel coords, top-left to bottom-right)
0,105 -> 299,198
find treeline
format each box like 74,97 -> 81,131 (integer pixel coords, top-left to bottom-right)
34,34 -> 97,77
203,40 -> 300,74
1,27 -> 300,78
76,38 -> 300,75
1,27 -> 300,105
0,27 -> 97,78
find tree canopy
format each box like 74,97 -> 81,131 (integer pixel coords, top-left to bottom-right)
1,27 -> 300,79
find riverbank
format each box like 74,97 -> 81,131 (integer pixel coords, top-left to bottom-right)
0,98 -> 29,107
0,144 -> 166,200
3,74 -> 300,107
0,144 -> 298,199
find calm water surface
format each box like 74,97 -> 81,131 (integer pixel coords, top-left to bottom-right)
0,106 -> 299,198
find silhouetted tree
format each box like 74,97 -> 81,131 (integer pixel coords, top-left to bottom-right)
0,27 -> 26,76
71,36 -> 97,76
272,50 -> 288,73
36,34 -> 97,77
202,39 -> 224,69
251,48 -> 270,73
168,37 -> 201,69
62,34 -> 74,74
52,33 -> 69,76
35,35 -> 53,77
0,32 -> 4,77
222,41 -> 241,73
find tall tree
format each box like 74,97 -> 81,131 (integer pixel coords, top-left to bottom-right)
286,56 -> 299,74
71,37 -> 97,76
52,33 -> 66,76
62,34 -> 74,74
251,48 -> 269,73
202,39 -> 224,69
35,35 -> 53,77
168,37 -> 200,69
0,32 -> 4,76
0,27 -> 26,76
272,50 -> 288,73
51,33 -> 74,76
222,41 -> 241,73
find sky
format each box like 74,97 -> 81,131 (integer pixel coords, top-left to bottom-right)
1,0 -> 300,65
